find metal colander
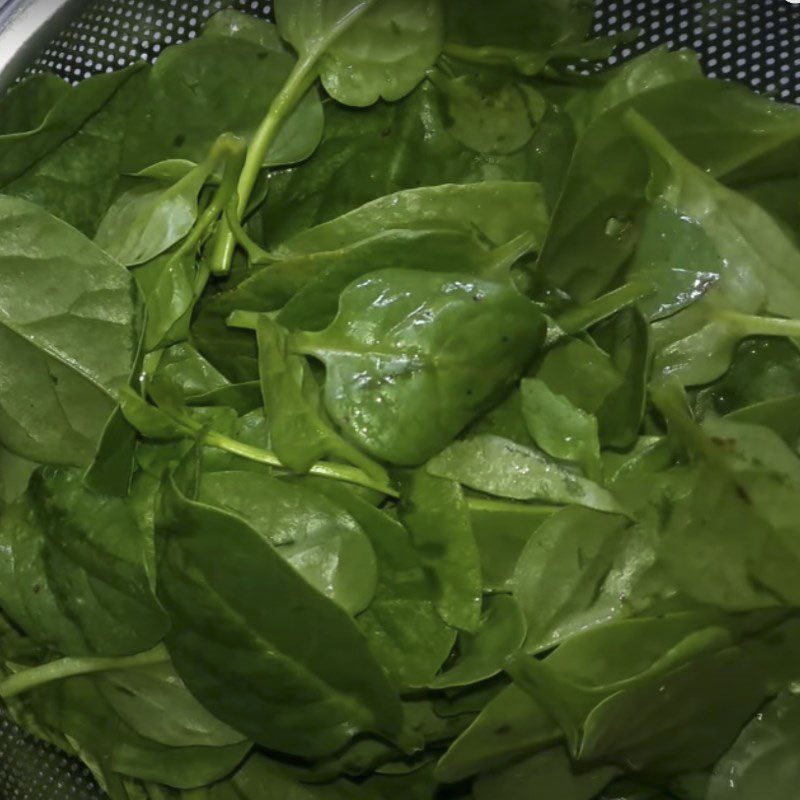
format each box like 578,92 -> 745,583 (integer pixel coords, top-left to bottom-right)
1,0 -> 799,797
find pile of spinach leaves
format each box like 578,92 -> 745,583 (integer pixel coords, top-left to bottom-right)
2,1 -> 800,798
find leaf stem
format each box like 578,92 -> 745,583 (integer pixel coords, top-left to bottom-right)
649,379 -> 714,461
227,310 -> 261,331
716,309 -> 800,340
556,281 -> 653,336
0,646 -> 168,700
487,230 -> 539,279
224,196 -> 275,264
188,135 -> 247,253
210,1 -> 377,276
204,430 -> 400,498
465,497 -> 560,515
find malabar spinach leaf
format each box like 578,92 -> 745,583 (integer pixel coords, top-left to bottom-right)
292,269 -> 547,465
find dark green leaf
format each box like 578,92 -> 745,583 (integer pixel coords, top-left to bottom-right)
156,476 -> 404,757
400,470 -> 482,634
0,467 -> 167,656
294,269 -> 546,465
198,469 -> 378,615
275,0 -> 443,107
0,196 -> 143,465
310,482 -> 456,689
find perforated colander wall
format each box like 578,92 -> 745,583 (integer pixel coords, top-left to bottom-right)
0,712 -> 101,800
591,0 -> 800,103
22,0 -> 800,104
26,0 -> 273,81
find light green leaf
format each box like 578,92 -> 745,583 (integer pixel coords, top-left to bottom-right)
427,435 -> 623,513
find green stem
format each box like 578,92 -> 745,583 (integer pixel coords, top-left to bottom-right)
556,281 -> 653,336
165,399 -> 568,510
649,380 -> 714,461
227,310 -> 261,331
185,135 -> 247,256
158,134 -> 246,299
211,1 -> 377,276
0,646 -> 168,700
487,230 -> 539,279
465,497 -> 559,515
716,309 -> 800,339
224,196 -> 275,265
204,430 -> 400,498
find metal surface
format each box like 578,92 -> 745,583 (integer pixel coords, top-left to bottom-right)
591,0 -> 800,103
0,0 -> 797,101
0,0 -> 274,91
0,0 -> 89,90
0,0 -> 799,798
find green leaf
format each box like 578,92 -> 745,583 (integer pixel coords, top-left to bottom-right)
443,0 -> 595,52
198,469 -> 378,615
473,746 -> 618,800
534,337 -> 624,415
0,195 -> 143,466
435,684 -> 561,783
0,73 -> 70,136
83,406 -> 138,497
594,307 -> 650,449
695,338 -> 800,419
256,315 -> 387,480
538,75 -> 800,304
186,751 -> 371,799
94,161 -> 211,266
707,690 -> 800,800
310,482 -> 455,689
0,444 -> 37,505
441,0 -> 626,77
97,661 -> 248,748
520,378 -> 602,479
275,180 -> 548,256
0,467 -> 167,656
276,0 -> 443,107
427,435 -> 623,513
257,81 -> 573,248
625,111 -> 800,385
510,615 -> 800,773
203,10 -> 289,52
512,507 -> 630,652
588,48 -> 702,120
293,269 -> 546,465
429,594 -> 526,689
0,67 -> 141,186
400,470 -> 482,633
431,70 -> 546,155
122,35 -> 323,171
147,343 -> 230,401
631,114 -> 800,314
276,229 -> 512,333
469,501 -> 553,592
133,249 -> 197,351
4,65 -> 147,235
156,475 -> 404,757
27,675 -> 251,789
656,417 -> 800,611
